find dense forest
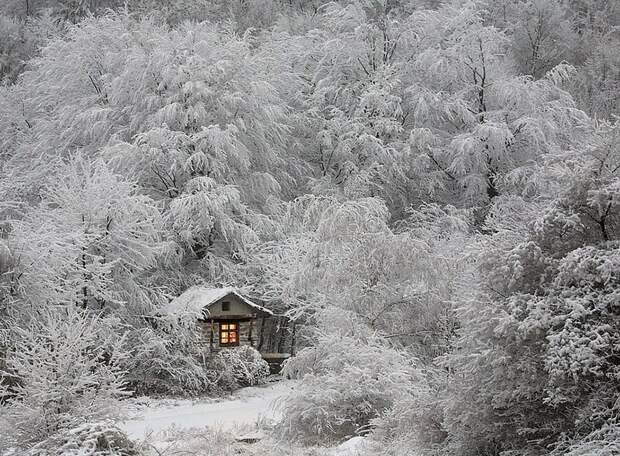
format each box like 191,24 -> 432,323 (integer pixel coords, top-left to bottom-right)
0,0 -> 618,455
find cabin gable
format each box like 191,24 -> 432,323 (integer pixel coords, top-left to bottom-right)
202,293 -> 260,319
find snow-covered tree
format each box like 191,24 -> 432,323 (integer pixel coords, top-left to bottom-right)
508,0 -> 577,78
0,307 -> 128,448
276,0 -> 418,210
254,195 -> 469,361
4,155 -> 163,311
0,0 -> 617,453
573,36 -> 620,119
403,2 -> 592,210
0,13 -> 301,288
440,121 -> 619,456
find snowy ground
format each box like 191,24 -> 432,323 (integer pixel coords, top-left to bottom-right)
120,380 -> 367,456
120,379 -> 295,440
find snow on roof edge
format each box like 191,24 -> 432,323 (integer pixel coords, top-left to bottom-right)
229,289 -> 274,316
166,286 -> 274,316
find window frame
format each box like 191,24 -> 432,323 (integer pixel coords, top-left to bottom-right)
219,321 -> 239,347
221,301 -> 231,312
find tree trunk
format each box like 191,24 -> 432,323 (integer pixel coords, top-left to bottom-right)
291,321 -> 297,356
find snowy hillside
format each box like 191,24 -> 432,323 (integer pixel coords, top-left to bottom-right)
0,1 -> 618,455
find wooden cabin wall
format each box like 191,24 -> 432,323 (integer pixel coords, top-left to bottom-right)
196,321 -> 213,348
196,320 -> 260,351
194,316 -> 298,355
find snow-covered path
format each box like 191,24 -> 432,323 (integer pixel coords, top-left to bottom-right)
120,380 -> 295,440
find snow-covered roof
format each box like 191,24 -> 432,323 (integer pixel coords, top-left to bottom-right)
166,286 -> 273,317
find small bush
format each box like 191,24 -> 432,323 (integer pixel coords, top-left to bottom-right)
278,335 -> 424,445
28,421 -> 137,456
121,323 -> 214,396
210,346 -> 270,392
550,424 -> 620,456
366,370 -> 448,456
0,308 -> 129,449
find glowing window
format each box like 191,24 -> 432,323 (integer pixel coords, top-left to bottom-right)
219,322 -> 239,346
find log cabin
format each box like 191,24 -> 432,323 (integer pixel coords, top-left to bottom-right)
166,287 -> 295,372
167,286 -> 274,351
